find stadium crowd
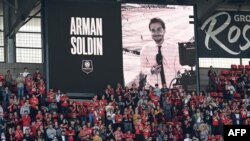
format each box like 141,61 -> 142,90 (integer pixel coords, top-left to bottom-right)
0,66 -> 250,141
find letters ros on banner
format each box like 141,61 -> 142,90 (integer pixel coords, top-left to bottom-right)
199,11 -> 250,58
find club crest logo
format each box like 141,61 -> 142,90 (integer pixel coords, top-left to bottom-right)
82,60 -> 93,74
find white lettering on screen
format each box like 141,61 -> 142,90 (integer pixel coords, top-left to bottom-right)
70,17 -> 103,56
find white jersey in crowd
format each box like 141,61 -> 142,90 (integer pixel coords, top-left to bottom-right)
184,138 -> 192,141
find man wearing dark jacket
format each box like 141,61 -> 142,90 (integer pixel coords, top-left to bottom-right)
58,131 -> 68,141
232,109 -> 243,125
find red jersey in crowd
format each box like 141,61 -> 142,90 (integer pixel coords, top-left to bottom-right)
123,132 -> 135,141
38,83 -> 46,95
66,129 -> 75,141
61,95 -> 69,107
36,112 -> 43,120
212,113 -> 220,126
25,77 -> 33,90
22,114 -> 31,126
47,90 -> 55,102
30,96 -> 39,108
114,129 -> 123,141
15,128 -> 23,141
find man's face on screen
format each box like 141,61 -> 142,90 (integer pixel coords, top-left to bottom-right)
149,22 -> 165,44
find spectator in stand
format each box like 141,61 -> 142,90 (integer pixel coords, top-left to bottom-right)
47,124 -> 57,141
60,93 -> 69,116
0,114 -> 5,139
21,67 -> 30,78
47,89 -> 55,103
105,84 -> 114,100
49,102 -> 58,113
114,127 -> 123,141
4,70 -> 12,89
232,109 -> 243,125
2,87 -> 11,111
106,107 -> 114,126
106,124 -> 115,141
117,96 -> 125,114
0,132 -> 6,141
16,73 -> 25,100
66,126 -> 75,141
30,94 -> 39,117
208,66 -> 217,92
22,111 -> 31,133
34,73 -> 43,84
123,114 -> 133,133
5,127 -> 14,140
29,82 -> 37,98
184,133 -> 192,141
192,109 -> 203,130
79,104 -> 87,125
0,76 -> 3,102
162,97 -> 172,121
23,127 -> 34,141
36,129 -> 45,141
242,94 -> 250,106
199,124 -> 209,141
0,105 -> 3,120
93,131 -> 102,141
212,111 -> 220,135
88,100 -> 95,126
15,125 -> 23,140
116,82 -> 123,97
57,129 -> 66,141
55,90 -> 61,107
33,68 -> 42,81
20,101 -> 30,116
25,75 -> 33,95
154,84 -> 162,96
224,81 -> 236,100
38,80 -> 46,105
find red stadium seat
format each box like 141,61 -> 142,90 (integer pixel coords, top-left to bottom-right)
245,65 -> 250,70
233,93 -> 241,98
75,101 -> 82,106
0,74 -> 4,80
83,101 -> 90,106
219,98 -> 224,102
236,70 -> 242,76
221,69 -> 230,76
208,135 -> 212,141
216,135 -> 222,140
247,71 -> 250,75
231,64 -> 237,70
238,64 -> 244,70
226,76 -> 232,81
219,75 -> 225,81
176,116 -> 183,121
210,92 -> 217,97
218,92 -> 223,98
